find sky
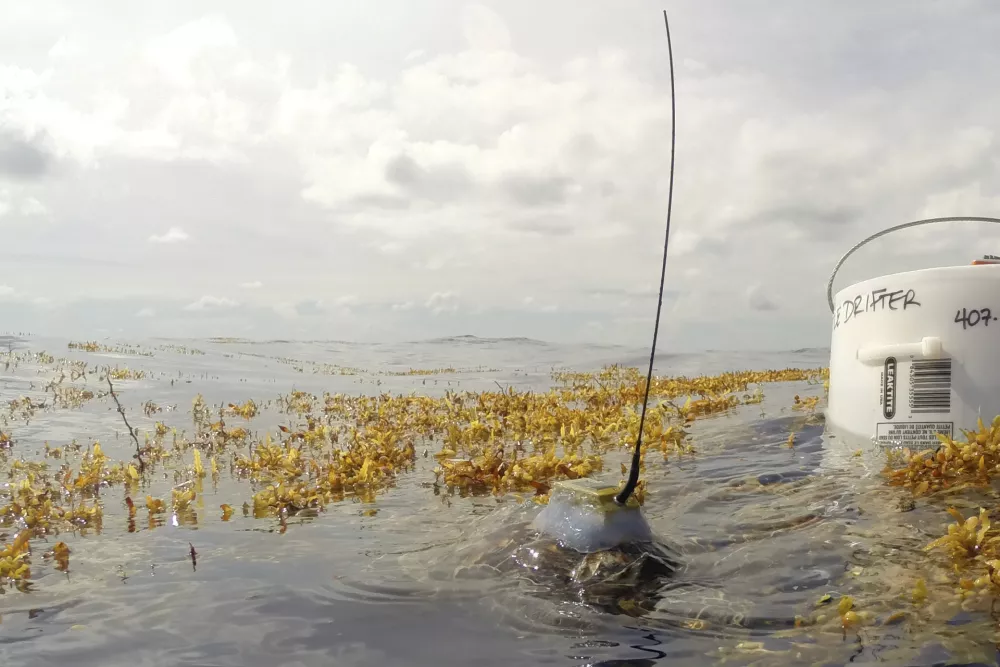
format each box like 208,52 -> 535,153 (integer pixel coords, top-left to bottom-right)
3,0 -> 1000,351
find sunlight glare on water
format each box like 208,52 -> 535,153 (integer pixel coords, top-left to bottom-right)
1,335 -> 999,666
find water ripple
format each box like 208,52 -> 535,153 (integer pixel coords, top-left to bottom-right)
3,338 -> 994,665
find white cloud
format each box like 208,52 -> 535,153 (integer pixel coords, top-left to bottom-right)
520,294 -> 560,313
461,4 -> 512,51
0,286 -> 52,308
148,227 -> 190,244
0,191 -> 49,221
272,302 -> 298,320
136,307 -> 156,317
48,35 -> 82,61
31,296 -> 57,311
20,197 -> 48,216
183,295 -> 238,311
376,242 -> 405,255
918,181 -> 1000,220
142,14 -> 239,88
425,291 -> 459,314
3,2 -> 1000,348
335,295 -> 359,307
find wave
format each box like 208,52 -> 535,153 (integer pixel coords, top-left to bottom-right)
416,335 -> 552,346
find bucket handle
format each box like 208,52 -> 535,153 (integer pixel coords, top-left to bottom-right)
856,336 -> 942,366
826,215 -> 1000,313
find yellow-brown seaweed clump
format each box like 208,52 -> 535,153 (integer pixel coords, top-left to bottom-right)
883,416 -> 1000,497
0,349 -> 830,596
0,531 -> 31,584
875,418 -> 1000,609
925,507 -> 997,561
921,506 -> 1000,603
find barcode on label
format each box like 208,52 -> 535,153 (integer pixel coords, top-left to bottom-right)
910,358 -> 952,414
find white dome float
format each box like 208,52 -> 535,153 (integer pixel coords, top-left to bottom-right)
825,216 -> 1000,458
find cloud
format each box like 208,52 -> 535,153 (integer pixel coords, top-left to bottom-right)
425,291 -> 459,314
521,295 -> 559,313
462,4 -> 512,51
20,197 -> 48,217
376,242 -> 405,255
747,285 -> 778,312
0,125 -> 55,179
183,295 -> 238,311
271,302 -> 298,320
148,227 -> 190,244
136,307 -> 156,317
294,299 -> 325,316
49,35 -> 83,61
142,14 -> 239,88
383,153 -> 474,202
0,190 -> 49,223
335,295 -> 360,307
0,285 -> 52,308
500,173 -> 575,207
4,2 -> 1000,349
507,217 -> 573,236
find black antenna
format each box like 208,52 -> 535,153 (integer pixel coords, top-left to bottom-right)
615,8 -> 677,506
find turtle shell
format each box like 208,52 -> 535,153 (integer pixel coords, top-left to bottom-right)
467,522 -> 682,614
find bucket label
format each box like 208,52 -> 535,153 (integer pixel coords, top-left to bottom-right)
875,422 -> 953,448
882,357 -> 897,419
833,287 -> 922,330
909,358 -> 953,414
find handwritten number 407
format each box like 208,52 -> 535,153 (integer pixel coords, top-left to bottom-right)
956,308 -> 995,329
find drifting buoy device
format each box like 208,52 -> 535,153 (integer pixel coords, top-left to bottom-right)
826,216 -> 1000,451
533,9 -> 676,553
531,477 -> 654,553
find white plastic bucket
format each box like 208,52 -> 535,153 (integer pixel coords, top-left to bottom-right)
825,216 -> 1000,450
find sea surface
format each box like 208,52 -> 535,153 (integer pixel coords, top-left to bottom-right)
0,335 -> 997,667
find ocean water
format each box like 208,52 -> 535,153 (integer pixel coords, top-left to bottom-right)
0,334 -> 997,667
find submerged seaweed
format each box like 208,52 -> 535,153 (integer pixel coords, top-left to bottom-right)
15,338 -> 1000,664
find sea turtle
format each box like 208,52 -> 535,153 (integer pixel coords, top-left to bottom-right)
395,495 -> 775,632
445,511 -> 683,618
495,526 -> 676,604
